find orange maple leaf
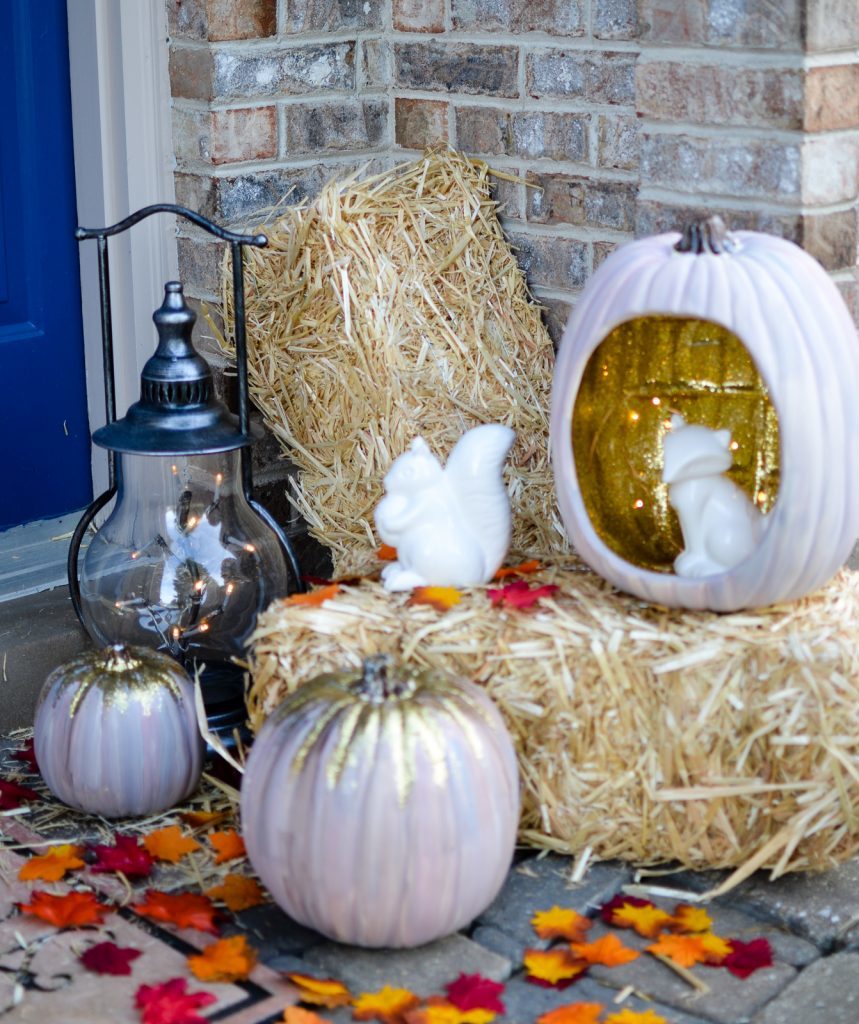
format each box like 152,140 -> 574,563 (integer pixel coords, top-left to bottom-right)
531,906 -> 592,943
180,809 -> 229,829
409,586 -> 461,611
284,973 -> 352,1008
494,560 -> 543,579
18,890 -> 109,928
206,874 -> 266,912
523,948 -> 588,986
188,934 -> 257,983
646,933 -> 712,968
283,584 -> 341,608
570,933 -> 640,967
604,1011 -> 667,1024
209,829 -> 246,864
18,844 -> 84,882
352,985 -> 421,1022
669,904 -> 713,934
142,825 -> 201,864
282,1009 -> 332,1024
536,1003 -> 604,1024
132,890 -> 219,934
376,544 -> 398,561
612,903 -> 673,939
404,1002 -> 496,1024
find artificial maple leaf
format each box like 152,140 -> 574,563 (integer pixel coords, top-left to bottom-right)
180,809 -> 229,829
132,890 -> 220,935
352,985 -> 421,1022
493,559 -> 543,579
603,1011 -> 667,1024
135,977 -> 217,1024
206,874 -> 266,912
719,937 -> 773,978
284,973 -> 352,1008
612,903 -> 673,939
697,932 -> 733,964
283,584 -> 341,608
208,829 -> 246,864
531,906 -> 592,943
18,890 -> 109,928
570,933 -> 640,967
88,835 -> 154,878
80,940 -> 141,976
18,844 -> 84,882
409,586 -> 461,611
445,973 -> 505,1014
487,580 -> 559,610
142,825 -> 202,864
0,778 -> 41,810
536,1003 -> 604,1024
282,1009 -> 332,1024
646,933 -> 711,968
376,544 -> 398,561
404,1001 -> 496,1024
669,904 -> 713,934
523,948 -> 588,988
188,934 -> 257,983
12,738 -> 39,773
599,894 -> 653,925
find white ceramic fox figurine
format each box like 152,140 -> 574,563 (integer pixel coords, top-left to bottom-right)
662,414 -> 765,578
375,425 -> 515,591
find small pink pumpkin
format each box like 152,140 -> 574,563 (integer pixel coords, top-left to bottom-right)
241,655 -> 519,948
34,644 -> 204,817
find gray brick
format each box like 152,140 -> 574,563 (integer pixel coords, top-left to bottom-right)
212,43 -> 355,98
593,0 -> 640,39
281,0 -> 383,32
634,200 -> 801,242
592,239 -> 619,270
528,174 -> 636,231
538,295 -> 573,346
507,231 -> 590,290
598,113 -> 639,170
527,49 -> 636,104
754,952 -> 859,1024
451,0 -> 584,35
284,100 -> 387,155
359,37 -> 389,89
638,0 -> 803,50
805,0 -> 859,50
511,112 -> 589,162
303,933 -> 511,997
395,42 -> 519,98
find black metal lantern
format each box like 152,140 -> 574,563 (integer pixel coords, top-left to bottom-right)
69,205 -> 303,737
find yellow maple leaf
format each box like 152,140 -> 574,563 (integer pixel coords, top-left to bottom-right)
613,903 -> 673,939
646,933 -> 711,968
523,948 -> 588,985
208,829 -> 246,864
142,825 -> 201,863
18,844 -> 84,882
669,904 -> 713,934
282,1008 -> 332,1024
408,1002 -> 496,1024
284,973 -> 352,1009
187,934 -> 257,983
536,1004 -> 604,1024
409,586 -> 462,612
353,985 -> 421,1022
531,906 -> 592,942
698,931 -> 733,964
206,874 -> 266,912
570,933 -> 640,967
604,1010 -> 667,1024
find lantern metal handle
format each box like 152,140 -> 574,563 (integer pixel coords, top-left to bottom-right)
68,203 -> 305,624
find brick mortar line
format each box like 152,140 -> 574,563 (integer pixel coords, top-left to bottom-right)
639,187 -> 859,218
639,119 -> 859,144
172,91 -> 389,114
498,217 -> 634,243
637,43 -> 859,68
169,33 -> 375,51
388,31 -> 640,53
390,87 -> 637,116
389,146 -> 639,183
174,148 -> 390,178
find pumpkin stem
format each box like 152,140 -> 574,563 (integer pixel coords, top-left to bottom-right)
358,654 -> 409,702
674,216 -> 736,255
102,643 -> 140,673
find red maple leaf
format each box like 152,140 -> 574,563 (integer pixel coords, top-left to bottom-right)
445,972 -> 506,1013
11,738 -> 39,774
599,894 -> 654,926
132,890 -> 220,935
134,977 -> 217,1024
718,938 -> 773,979
80,940 -> 142,976
487,580 -> 559,610
0,778 -> 41,810
88,835 -> 154,879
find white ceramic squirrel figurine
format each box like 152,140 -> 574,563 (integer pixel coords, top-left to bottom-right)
662,414 -> 765,578
375,424 -> 515,591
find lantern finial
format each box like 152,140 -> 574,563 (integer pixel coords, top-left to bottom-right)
675,216 -> 736,255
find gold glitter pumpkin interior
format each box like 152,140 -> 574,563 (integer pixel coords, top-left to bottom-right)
571,316 -> 780,572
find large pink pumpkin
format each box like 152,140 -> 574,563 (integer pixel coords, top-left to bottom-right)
34,644 -> 204,818
241,655 -> 519,948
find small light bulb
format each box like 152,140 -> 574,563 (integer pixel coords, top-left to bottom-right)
171,464 -> 178,475
244,543 -> 256,553
633,499 -> 644,509
226,583 -> 235,595
172,627 -> 181,639
629,411 -> 640,423
730,441 -> 739,451
651,397 -> 661,406
186,516 -> 198,529
757,491 -> 767,504
194,580 -> 205,592
199,622 -> 209,633
130,551 -> 139,560
215,473 -> 223,485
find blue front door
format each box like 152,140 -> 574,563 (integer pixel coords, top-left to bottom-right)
0,0 -> 91,530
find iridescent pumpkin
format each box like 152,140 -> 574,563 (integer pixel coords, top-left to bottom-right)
34,644 -> 204,817
550,216 -> 859,610
240,655 -> 519,948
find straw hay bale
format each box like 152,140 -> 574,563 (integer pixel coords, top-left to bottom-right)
221,149 -> 566,575
248,562 -> 859,882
